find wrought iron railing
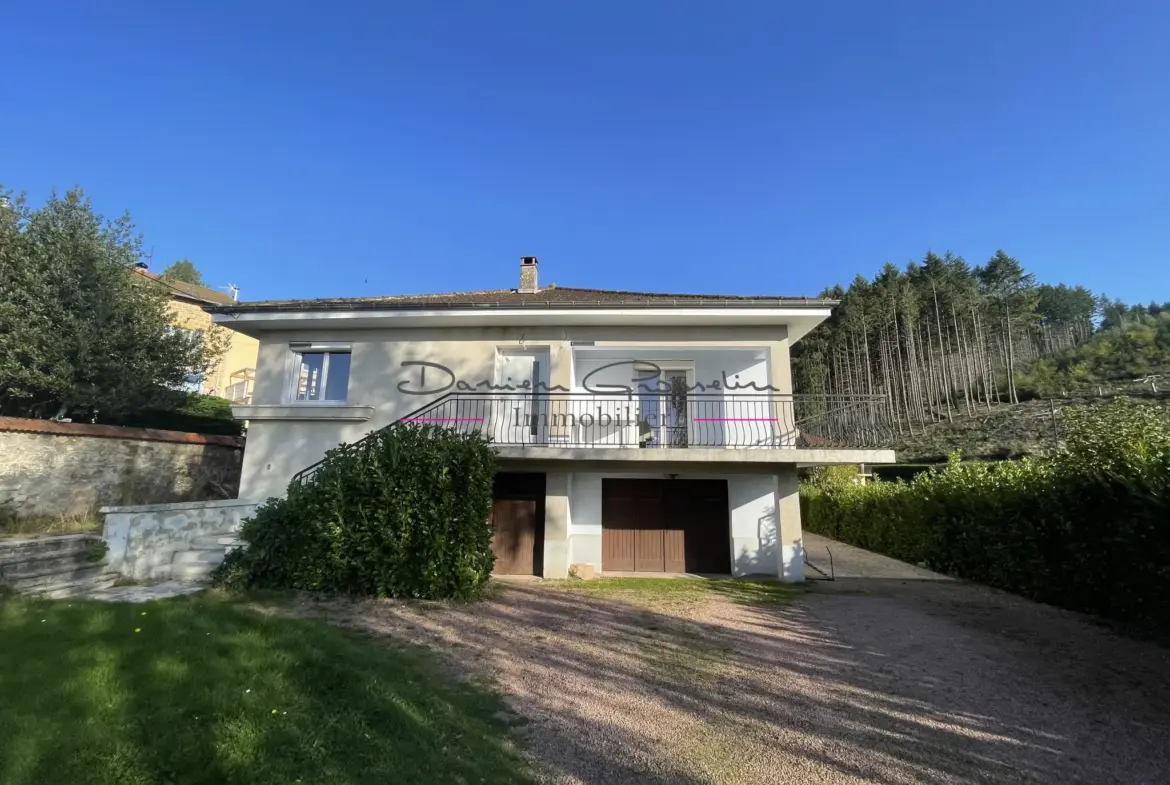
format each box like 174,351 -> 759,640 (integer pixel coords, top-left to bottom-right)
290,392 -> 893,487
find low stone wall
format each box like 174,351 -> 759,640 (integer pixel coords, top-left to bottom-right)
103,499 -> 260,582
0,417 -> 243,520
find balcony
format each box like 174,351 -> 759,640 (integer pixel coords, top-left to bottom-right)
399,392 -> 894,450
291,391 -> 895,486
225,368 -> 255,404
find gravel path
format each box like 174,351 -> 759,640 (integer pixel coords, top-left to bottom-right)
296,541 -> 1170,785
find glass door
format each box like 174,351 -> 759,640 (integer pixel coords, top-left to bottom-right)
493,351 -> 549,445
637,370 -> 689,447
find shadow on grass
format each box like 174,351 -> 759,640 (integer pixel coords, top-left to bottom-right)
0,592 -> 535,785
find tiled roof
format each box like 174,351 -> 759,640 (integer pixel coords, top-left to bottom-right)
206,284 -> 836,313
136,270 -> 237,305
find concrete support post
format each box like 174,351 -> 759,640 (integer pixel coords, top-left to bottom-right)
543,471 -> 571,578
768,334 -> 797,446
775,466 -> 805,582
548,341 -> 573,442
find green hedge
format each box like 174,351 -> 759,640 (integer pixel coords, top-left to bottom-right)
97,393 -> 244,436
870,463 -> 938,483
216,424 -> 497,599
803,400 -> 1170,624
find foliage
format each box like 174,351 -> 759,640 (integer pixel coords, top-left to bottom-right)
1013,311 -> 1170,398
161,257 -> 204,285
216,424 -> 497,599
177,391 -> 236,420
86,392 -> 245,436
0,185 -> 226,420
803,399 -> 1170,625
85,540 -> 109,562
0,593 -> 534,784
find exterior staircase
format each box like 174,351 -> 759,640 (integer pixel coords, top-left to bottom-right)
0,534 -> 120,599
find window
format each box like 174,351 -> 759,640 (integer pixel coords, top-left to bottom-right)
293,349 -> 351,402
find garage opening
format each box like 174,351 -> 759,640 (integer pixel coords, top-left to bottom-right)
601,478 -> 730,574
490,472 -> 545,575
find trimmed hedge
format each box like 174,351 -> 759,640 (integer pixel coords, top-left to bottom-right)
215,424 -> 497,599
97,393 -> 244,436
803,399 -> 1170,625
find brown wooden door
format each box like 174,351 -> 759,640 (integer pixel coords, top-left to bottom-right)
601,479 -> 636,571
491,498 -> 537,574
601,478 -> 728,574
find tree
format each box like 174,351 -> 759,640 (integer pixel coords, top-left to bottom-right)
0,185 -> 226,419
161,258 -> 204,285
976,250 -> 1037,403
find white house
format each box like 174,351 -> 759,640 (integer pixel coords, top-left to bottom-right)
210,257 -> 895,582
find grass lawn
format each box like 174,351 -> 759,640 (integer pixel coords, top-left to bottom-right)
543,577 -> 796,606
0,591 -> 535,785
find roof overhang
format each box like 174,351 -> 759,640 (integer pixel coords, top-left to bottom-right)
210,306 -> 834,343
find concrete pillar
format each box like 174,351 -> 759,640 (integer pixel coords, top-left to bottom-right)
767,333 -> 794,395
543,471 -> 571,578
548,341 -> 573,443
768,335 -> 797,446
775,466 -> 805,582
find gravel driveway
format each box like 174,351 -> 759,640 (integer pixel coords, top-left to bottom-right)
299,537 -> 1170,784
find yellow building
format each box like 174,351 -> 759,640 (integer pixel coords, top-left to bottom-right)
136,270 -> 260,404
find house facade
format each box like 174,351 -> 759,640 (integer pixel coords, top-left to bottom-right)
209,258 -> 894,582
140,271 -> 261,403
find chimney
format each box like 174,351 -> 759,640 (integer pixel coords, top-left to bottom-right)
519,256 -> 539,293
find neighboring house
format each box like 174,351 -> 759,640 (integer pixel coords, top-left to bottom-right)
207,257 -> 895,582
138,270 -> 261,404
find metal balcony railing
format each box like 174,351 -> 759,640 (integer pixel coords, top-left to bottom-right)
290,392 -> 893,487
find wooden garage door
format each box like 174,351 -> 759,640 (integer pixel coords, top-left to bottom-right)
491,473 -> 545,575
601,479 -> 730,574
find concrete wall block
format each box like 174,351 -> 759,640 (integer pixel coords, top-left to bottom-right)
101,500 -> 260,582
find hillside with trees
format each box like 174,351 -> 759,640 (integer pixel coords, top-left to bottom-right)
792,250 -> 1169,461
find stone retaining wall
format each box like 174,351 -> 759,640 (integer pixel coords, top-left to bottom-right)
0,417 -> 243,520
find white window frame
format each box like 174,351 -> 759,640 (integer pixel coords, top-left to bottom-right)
285,342 -> 353,405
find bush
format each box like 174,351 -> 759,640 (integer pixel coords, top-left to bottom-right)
215,424 -> 497,599
93,392 -> 244,436
803,399 -> 1170,625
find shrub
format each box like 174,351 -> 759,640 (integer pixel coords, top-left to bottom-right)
803,399 -> 1170,625
93,392 -> 244,436
216,424 -> 497,599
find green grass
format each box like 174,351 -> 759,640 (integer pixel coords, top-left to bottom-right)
544,577 -> 795,606
0,511 -> 103,539
0,592 -> 535,785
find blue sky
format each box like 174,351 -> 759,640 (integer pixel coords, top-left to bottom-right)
3,1 -> 1168,304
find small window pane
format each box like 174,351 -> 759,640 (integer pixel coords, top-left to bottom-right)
324,352 -> 351,401
297,352 -> 326,401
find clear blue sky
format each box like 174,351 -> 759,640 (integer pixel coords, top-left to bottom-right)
4,1 -> 1168,304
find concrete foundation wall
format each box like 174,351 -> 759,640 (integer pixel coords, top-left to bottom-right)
103,499 -> 260,582
564,471 -> 788,579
